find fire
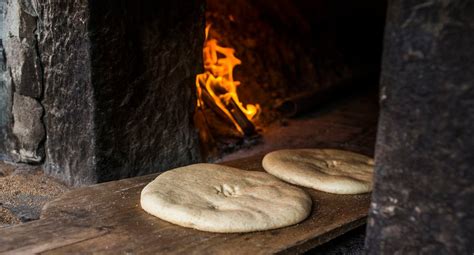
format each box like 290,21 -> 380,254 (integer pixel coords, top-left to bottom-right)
196,25 -> 260,135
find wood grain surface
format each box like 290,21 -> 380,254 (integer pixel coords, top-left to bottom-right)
0,154 -> 370,254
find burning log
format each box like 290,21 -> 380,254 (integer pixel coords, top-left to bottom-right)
199,86 -> 235,126
198,79 -> 256,137
195,25 -> 259,137
227,98 -> 256,136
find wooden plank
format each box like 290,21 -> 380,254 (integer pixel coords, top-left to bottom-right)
0,154 -> 370,254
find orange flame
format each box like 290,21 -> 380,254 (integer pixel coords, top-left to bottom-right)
196,25 -> 260,134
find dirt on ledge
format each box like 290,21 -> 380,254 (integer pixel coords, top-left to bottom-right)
0,161 -> 71,228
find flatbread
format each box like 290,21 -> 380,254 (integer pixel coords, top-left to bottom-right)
141,163 -> 312,233
262,149 -> 374,194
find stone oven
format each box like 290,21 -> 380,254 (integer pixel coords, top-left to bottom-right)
0,0 -> 472,253
0,0 -> 387,186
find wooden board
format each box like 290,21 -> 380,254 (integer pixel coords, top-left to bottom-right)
0,155 -> 370,254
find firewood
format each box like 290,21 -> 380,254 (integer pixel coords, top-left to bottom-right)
226,98 -> 256,136
200,87 -> 235,126
198,81 -> 256,136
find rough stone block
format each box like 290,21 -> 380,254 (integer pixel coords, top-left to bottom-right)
0,53 -> 10,160
11,93 -> 44,163
38,0 -> 204,185
365,0 -> 474,253
0,0 -> 9,159
3,0 -> 41,98
1,0 -> 44,162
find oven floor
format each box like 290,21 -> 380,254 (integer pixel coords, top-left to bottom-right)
219,91 -> 378,162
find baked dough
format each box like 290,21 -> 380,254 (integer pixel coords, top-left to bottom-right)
141,163 -> 312,233
263,149 -> 374,194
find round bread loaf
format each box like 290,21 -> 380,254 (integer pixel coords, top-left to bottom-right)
263,149 -> 374,194
141,163 -> 312,233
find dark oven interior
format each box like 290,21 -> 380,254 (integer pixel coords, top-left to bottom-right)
196,0 -> 385,161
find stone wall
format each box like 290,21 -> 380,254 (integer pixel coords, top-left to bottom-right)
0,0 -> 44,163
366,0 -> 474,253
1,0 -> 205,186
39,0 -> 204,185
38,0 -> 96,185
88,1 -> 205,182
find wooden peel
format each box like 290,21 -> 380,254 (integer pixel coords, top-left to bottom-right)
0,154 -> 370,254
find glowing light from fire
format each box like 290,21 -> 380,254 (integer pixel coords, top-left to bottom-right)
196,25 -> 260,134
